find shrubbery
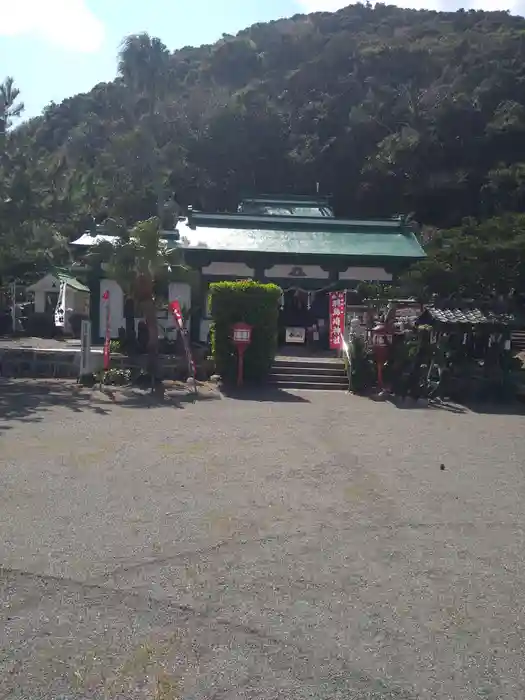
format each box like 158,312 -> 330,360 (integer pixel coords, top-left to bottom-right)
349,337 -> 376,393
26,312 -> 56,338
209,280 -> 281,383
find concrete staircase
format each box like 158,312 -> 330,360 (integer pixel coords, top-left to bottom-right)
512,330 -> 525,352
268,356 -> 348,391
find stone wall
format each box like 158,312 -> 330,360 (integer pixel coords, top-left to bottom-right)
0,347 -> 209,380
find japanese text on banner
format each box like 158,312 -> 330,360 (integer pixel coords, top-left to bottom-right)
329,291 -> 346,350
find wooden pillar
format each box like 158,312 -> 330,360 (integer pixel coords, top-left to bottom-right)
87,264 -> 102,343
254,264 -> 266,283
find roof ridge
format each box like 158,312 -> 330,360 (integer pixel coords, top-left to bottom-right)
189,211 -> 406,231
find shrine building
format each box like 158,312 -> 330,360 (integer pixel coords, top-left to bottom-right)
72,195 -> 426,346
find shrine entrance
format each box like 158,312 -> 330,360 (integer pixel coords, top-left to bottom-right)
278,287 -> 331,348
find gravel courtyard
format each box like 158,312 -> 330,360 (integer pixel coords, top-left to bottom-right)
1,379 -> 525,699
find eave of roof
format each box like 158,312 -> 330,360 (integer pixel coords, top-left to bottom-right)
240,194 -> 332,206
188,211 -> 407,232
177,219 -> 425,259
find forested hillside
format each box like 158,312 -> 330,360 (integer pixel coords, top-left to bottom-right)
3,3 -> 525,295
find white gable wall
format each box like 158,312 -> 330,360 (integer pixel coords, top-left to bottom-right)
99,279 -> 125,339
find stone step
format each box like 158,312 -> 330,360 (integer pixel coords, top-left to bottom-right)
512,331 -> 525,351
271,364 -> 346,377
273,358 -> 345,371
270,354 -> 348,391
268,378 -> 348,391
269,372 -> 347,385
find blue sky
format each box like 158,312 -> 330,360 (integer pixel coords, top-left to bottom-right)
1,0 -> 522,119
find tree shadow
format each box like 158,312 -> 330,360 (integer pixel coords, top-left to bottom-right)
460,399 -> 525,416
220,386 -> 310,403
0,379 -> 113,431
387,394 -> 525,415
113,386 -> 221,410
0,380 -> 220,431
386,395 -> 467,413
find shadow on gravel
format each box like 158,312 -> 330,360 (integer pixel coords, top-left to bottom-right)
388,396 -> 467,413
114,386 -> 221,410
220,386 -> 310,403
461,400 -> 525,415
0,379 -> 111,431
0,379 -> 219,431
388,394 -> 525,415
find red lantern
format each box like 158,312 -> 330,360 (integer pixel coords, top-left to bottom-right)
371,322 -> 392,392
232,322 -> 253,387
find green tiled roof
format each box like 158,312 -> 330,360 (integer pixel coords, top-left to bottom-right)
178,214 -> 425,259
240,194 -> 332,206
239,194 -> 334,218
56,271 -> 90,292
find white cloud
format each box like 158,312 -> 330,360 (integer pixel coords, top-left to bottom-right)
0,0 -> 105,53
297,0 -> 524,13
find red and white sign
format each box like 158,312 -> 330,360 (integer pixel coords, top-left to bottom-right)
329,291 -> 346,349
232,322 -> 252,345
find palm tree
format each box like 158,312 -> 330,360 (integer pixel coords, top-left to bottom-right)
0,77 -> 24,138
94,216 -> 189,381
118,33 -> 170,101
117,34 -> 171,220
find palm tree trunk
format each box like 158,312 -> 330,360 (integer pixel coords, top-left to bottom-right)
124,296 -> 136,351
142,296 -> 160,381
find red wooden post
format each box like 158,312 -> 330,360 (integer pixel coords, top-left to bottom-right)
102,290 -> 111,371
237,347 -> 245,387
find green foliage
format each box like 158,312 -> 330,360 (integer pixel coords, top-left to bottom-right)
0,77 -> 24,137
88,217 -> 189,377
102,368 -> 132,386
90,217 -> 187,300
6,8 -> 525,295
349,336 -> 375,394
209,280 -> 281,383
110,339 -> 124,354
0,77 -> 71,283
400,213 -> 525,300
6,8 -> 525,232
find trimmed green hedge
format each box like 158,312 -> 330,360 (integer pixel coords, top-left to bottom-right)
209,280 -> 281,383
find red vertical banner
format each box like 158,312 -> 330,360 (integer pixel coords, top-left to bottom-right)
102,290 -> 111,371
329,291 -> 346,349
170,301 -> 197,391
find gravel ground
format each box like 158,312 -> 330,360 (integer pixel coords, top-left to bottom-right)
1,379 -> 525,699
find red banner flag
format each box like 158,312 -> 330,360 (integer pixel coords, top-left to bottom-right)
329,291 -> 346,350
170,301 -> 197,389
102,290 -> 111,370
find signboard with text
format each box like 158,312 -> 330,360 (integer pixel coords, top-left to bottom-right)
285,327 -> 306,344
79,320 -> 92,376
329,291 -> 346,349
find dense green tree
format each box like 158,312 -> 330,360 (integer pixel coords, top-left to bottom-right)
5,6 -> 525,296
9,6 -> 525,227
400,214 -> 525,301
0,76 -> 24,139
0,79 -> 69,283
